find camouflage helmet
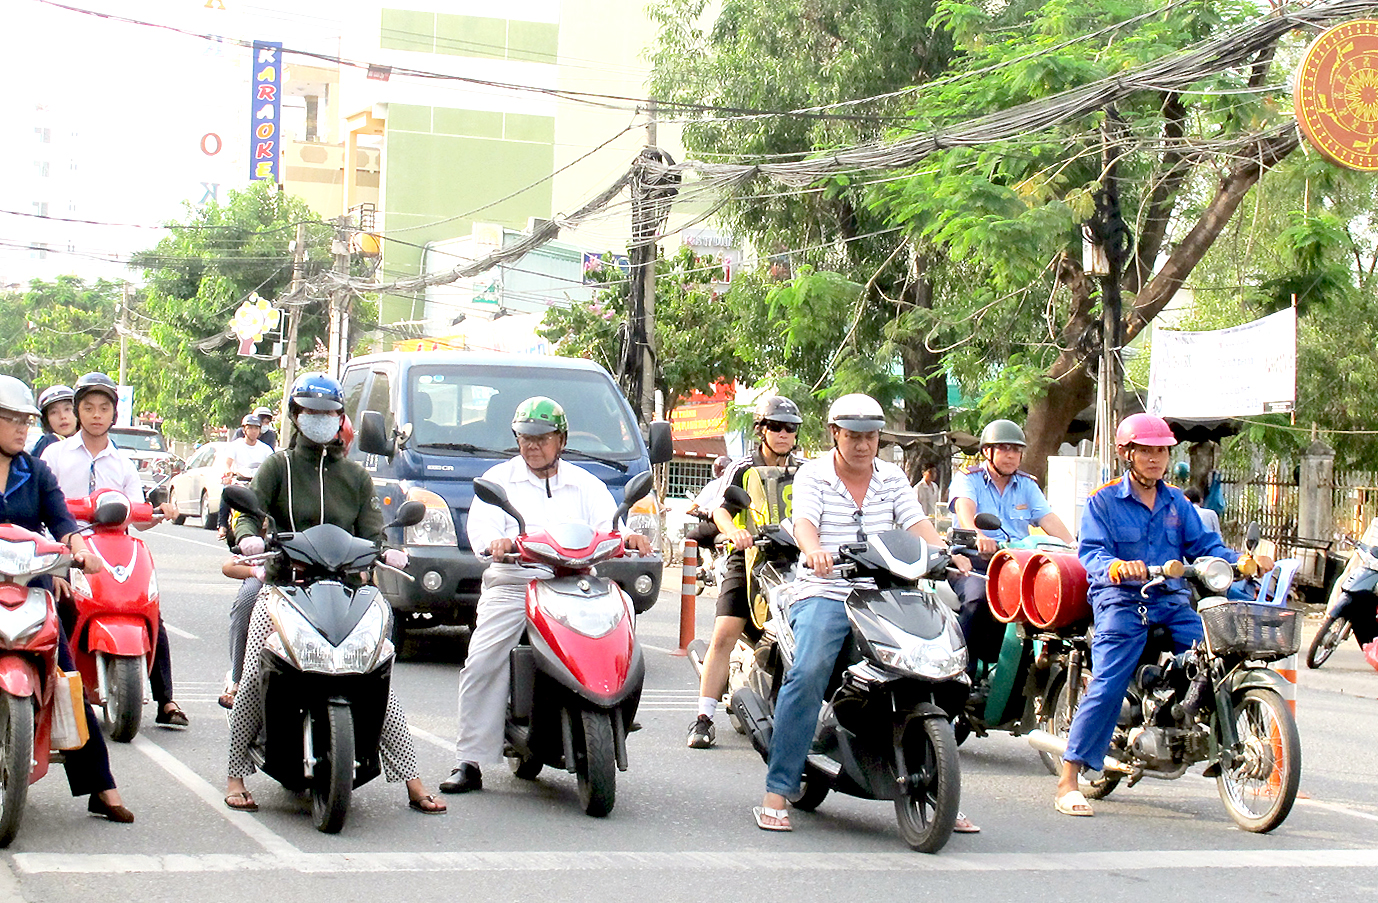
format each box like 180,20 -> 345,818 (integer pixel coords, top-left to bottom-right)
511,396 -> 568,436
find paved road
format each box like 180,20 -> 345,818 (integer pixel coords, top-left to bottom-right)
4,525 -> 1378,901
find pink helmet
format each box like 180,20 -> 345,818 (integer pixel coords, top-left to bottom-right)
1115,413 -> 1176,448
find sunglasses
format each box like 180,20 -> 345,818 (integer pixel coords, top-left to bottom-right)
762,421 -> 798,434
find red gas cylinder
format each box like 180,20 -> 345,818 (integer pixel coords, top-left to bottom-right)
987,549 -> 1038,623
1021,551 -> 1091,631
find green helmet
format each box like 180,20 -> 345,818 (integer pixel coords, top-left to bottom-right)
511,396 -> 568,436
979,419 -> 1027,448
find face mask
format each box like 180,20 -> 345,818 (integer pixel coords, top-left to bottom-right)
296,412 -> 340,445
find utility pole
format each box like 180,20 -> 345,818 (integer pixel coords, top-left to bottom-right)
326,215 -> 351,380
1090,108 -> 1131,473
279,222 -> 308,427
118,282 -> 130,387
621,104 -> 679,427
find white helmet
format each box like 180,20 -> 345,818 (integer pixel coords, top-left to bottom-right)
0,376 -> 39,418
827,393 -> 886,432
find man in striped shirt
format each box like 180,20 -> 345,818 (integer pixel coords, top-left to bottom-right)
753,394 -> 974,833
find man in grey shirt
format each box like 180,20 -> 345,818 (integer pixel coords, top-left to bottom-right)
915,462 -> 940,517
1184,487 -> 1221,535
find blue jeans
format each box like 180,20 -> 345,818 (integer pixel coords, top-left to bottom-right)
765,594 -> 852,798
1063,592 -> 1203,768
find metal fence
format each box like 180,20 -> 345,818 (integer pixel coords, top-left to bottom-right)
1216,465 -> 1299,550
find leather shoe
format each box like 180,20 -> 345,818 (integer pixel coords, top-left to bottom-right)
439,763 -> 482,794
88,795 -> 135,824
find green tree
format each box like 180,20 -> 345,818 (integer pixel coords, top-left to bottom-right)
539,247 -> 744,406
653,0 -> 1340,480
130,181 -> 337,439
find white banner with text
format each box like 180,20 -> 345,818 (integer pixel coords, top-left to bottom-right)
1147,307 -> 1296,419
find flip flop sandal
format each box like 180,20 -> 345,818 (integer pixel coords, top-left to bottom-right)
1055,790 -> 1094,817
224,792 -> 258,812
409,794 -> 447,814
953,811 -> 981,833
753,806 -> 792,832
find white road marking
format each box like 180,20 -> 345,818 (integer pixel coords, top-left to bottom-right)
642,643 -> 682,656
150,531 -> 226,551
14,846 -> 1378,874
409,724 -> 453,752
121,734 -> 300,859
1296,797 -> 1378,823
164,624 -> 198,640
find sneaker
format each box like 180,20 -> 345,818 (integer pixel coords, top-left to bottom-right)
687,715 -> 716,749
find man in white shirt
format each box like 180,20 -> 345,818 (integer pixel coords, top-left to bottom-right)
216,414 -> 275,539
439,396 -> 650,794
42,372 -> 188,727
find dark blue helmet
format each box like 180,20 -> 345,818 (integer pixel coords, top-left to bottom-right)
288,373 -> 344,413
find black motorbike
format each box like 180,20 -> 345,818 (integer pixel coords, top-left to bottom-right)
222,485 -> 425,833
1028,536 -> 1304,833
1308,517 -> 1378,668
732,529 -> 971,853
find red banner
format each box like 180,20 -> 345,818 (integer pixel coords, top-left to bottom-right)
670,402 -> 727,440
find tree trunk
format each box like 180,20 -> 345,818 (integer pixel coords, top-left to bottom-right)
1023,125 -> 1301,483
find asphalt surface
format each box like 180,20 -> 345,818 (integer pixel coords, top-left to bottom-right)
3,524 -> 1378,901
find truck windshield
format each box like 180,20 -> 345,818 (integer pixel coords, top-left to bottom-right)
407,366 -> 640,457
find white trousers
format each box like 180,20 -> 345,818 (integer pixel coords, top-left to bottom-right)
453,565 -> 544,765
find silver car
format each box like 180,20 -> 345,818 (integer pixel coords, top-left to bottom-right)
167,441 -> 232,530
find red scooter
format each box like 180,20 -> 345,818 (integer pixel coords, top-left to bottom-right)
470,471 -> 652,817
64,491 -> 160,742
0,523 -> 72,846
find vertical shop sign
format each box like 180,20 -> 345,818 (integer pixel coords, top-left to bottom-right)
249,41 -> 283,182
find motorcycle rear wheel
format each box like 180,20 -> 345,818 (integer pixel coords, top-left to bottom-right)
576,709 -> 616,817
893,716 -> 960,854
1306,615 -> 1351,669
310,703 -> 354,834
1216,687 -> 1300,833
0,692 -> 34,848
102,655 -> 143,743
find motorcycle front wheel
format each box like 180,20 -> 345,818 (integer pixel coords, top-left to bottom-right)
576,709 -> 616,817
0,692 -> 34,848
102,655 -> 144,743
1038,668 -> 1091,777
1216,687 -> 1300,833
1306,615 -> 1351,669
309,703 -> 354,834
894,715 -> 960,854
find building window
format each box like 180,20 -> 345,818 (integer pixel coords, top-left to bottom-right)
32,202 -> 48,217
667,459 -> 715,500
34,127 -> 50,144
33,243 -> 48,260
34,161 -> 49,178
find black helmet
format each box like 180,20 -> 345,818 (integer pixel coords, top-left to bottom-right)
753,395 -> 802,426
979,419 -> 1027,449
73,372 -> 118,409
288,373 -> 344,413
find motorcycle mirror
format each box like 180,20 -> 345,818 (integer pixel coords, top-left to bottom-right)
473,478 -> 526,535
721,485 -> 751,514
91,492 -> 131,527
388,500 -> 427,529
221,484 -> 267,519
146,487 -> 168,508
1245,522 -> 1261,552
614,471 -> 654,529
973,512 -> 1002,532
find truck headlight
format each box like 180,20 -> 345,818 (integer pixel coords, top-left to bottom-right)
404,488 -> 457,547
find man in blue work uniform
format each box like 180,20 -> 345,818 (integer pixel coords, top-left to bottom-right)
949,419 -> 1073,668
1053,413 -> 1271,817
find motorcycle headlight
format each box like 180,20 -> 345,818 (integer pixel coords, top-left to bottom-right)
873,619 -> 968,680
539,587 -> 627,638
267,597 -> 387,674
0,540 -> 49,579
69,567 -> 92,599
1194,557 -> 1234,594
0,588 -> 49,645
404,488 -> 458,547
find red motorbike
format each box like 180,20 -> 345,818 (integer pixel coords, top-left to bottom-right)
470,471 -> 652,817
0,523 -> 73,846
64,490 -> 160,742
